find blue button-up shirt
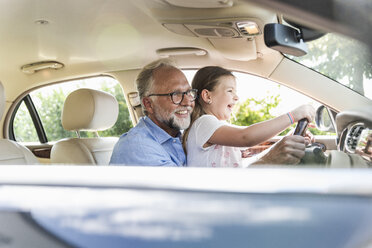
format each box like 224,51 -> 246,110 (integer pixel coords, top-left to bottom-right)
109,116 -> 186,166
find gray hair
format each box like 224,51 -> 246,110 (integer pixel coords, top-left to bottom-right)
136,58 -> 177,115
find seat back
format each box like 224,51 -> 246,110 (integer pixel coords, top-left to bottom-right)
51,88 -> 119,165
0,140 -> 39,164
0,82 -> 38,164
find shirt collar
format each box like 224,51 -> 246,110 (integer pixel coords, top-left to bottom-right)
142,116 -> 182,144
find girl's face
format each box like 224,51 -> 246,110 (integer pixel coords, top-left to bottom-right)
206,75 -> 239,121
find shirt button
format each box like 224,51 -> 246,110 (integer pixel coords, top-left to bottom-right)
173,139 -> 177,143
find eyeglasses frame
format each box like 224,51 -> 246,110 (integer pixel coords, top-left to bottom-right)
147,89 -> 198,105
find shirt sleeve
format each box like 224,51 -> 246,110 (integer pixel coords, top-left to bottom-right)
193,115 -> 226,148
109,135 -> 179,166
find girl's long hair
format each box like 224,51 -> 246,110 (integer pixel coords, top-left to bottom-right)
182,66 -> 234,153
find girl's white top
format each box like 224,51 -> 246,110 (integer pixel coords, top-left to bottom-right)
187,114 -> 252,168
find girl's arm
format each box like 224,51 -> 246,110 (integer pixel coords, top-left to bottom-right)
207,104 -> 315,147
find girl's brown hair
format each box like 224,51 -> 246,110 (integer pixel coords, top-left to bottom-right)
182,66 -> 234,153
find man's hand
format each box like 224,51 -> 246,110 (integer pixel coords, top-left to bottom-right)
304,129 -> 314,144
253,136 -> 307,165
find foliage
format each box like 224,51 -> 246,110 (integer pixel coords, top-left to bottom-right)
293,33 -> 372,95
231,95 -> 331,136
232,95 -> 279,125
231,95 -> 291,136
35,88 -> 75,141
13,102 -> 39,142
98,83 -> 133,137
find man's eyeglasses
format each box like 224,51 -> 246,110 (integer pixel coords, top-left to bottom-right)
148,89 -> 198,105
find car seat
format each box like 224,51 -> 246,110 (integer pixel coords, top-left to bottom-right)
50,88 -> 119,165
0,82 -> 39,164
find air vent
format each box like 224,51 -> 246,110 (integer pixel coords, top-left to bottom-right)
193,27 -> 237,37
164,0 -> 233,8
345,123 -> 365,152
185,24 -> 239,38
194,28 -> 220,37
163,21 -> 260,39
216,28 -> 236,37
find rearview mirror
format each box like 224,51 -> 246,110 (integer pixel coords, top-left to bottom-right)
284,19 -> 325,42
264,23 -> 308,56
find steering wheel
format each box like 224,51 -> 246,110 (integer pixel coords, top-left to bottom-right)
293,118 -> 327,164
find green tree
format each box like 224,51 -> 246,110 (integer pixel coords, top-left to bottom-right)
98,83 -> 133,137
231,95 -> 294,136
13,102 -> 39,142
34,88 -> 75,141
294,33 -> 372,95
232,95 -> 280,126
231,95 -> 330,136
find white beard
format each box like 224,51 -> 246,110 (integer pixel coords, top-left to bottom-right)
154,106 -> 192,131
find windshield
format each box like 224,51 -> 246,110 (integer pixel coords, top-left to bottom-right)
290,33 -> 372,100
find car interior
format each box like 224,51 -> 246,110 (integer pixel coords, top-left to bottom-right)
50,88 -> 119,165
0,0 -> 371,168
0,81 -> 39,164
1,1 -> 372,247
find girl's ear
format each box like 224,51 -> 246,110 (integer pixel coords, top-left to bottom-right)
200,89 -> 211,104
143,97 -> 154,114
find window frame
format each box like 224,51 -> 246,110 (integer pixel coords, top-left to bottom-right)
9,94 -> 48,143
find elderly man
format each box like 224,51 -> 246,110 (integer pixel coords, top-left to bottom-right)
110,59 -> 195,166
110,59 -> 311,166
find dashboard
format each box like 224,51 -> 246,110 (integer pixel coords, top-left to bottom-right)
334,106 -> 372,167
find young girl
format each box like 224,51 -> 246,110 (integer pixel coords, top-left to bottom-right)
183,66 -> 315,168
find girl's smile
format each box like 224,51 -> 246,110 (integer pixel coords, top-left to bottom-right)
204,75 -> 239,121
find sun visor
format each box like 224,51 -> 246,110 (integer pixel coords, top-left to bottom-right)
209,38 -> 257,61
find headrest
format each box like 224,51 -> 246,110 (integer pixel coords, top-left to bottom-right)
0,82 -> 5,120
62,88 -> 119,131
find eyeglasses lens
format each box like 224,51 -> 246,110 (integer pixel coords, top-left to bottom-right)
171,90 -> 197,104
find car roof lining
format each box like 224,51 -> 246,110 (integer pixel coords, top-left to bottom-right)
0,0 -> 277,101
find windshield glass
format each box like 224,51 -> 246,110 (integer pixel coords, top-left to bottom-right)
289,33 -> 372,100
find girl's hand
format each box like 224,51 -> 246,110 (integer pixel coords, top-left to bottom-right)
291,104 -> 316,123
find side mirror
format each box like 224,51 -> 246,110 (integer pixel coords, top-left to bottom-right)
264,23 -> 308,56
315,105 -> 336,132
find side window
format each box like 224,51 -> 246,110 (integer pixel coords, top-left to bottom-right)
183,70 -> 336,136
13,101 -> 39,142
12,76 -> 133,143
232,71 -> 327,135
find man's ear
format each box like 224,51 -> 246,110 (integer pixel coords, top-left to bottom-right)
200,89 -> 211,103
143,97 -> 154,114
